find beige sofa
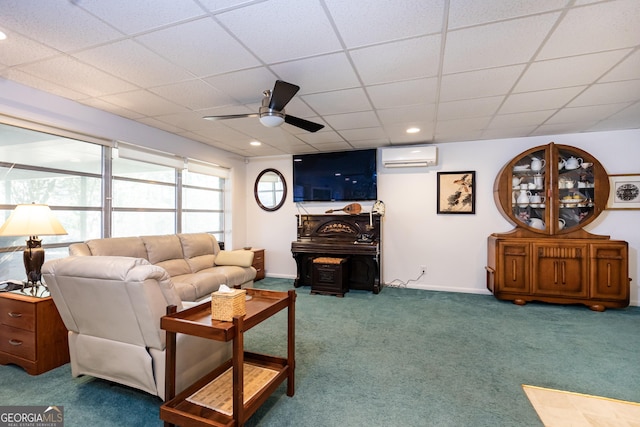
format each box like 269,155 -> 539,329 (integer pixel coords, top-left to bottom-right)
68,233 -> 256,301
42,256 -> 231,399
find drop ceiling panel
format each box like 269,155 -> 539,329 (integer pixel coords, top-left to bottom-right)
448,0 -> 569,29
74,40 -> 194,87
440,65 -> 525,102
135,18 -> 260,77
323,111 -> 380,130
500,87 -> 586,114
350,36 -> 441,85
149,80 -> 236,111
537,0 -> 640,60
302,88 -> 372,116
216,0 -> 343,63
325,0 -> 444,48
79,0 -> 207,35
269,53 -> 361,94
367,78 -> 438,109
443,13 -> 560,74
515,50 -> 633,92
0,0 -> 122,51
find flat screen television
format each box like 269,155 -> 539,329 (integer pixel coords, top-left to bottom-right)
293,149 -> 377,202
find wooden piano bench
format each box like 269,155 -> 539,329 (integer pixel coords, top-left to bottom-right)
311,257 -> 349,297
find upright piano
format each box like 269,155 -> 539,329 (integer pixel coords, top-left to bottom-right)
291,213 -> 382,293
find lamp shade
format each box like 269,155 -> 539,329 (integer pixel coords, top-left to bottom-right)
0,204 -> 68,237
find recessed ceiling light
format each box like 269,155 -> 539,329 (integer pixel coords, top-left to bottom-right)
0,31 -> 7,41
406,127 -> 420,134
250,141 -> 261,146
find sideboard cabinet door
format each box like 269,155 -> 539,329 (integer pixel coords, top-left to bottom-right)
590,242 -> 629,302
532,243 -> 589,298
497,241 -> 530,294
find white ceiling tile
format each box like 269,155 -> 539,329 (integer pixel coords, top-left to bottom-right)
482,126 -> 538,140
588,103 -> 640,131
367,78 -> 438,109
499,86 -> 586,114
100,90 -> 189,117
377,104 -> 436,126
0,32 -> 59,66
351,36 -> 441,85
384,122 -> 435,143
1,0 -> 122,51
349,139 -> 391,149
537,0 -> 640,60
325,0 -> 444,48
532,122 -> 598,136
306,142 -> 355,152
81,97 -> 146,119
440,65 -> 525,102
74,40 -> 194,87
19,56 -> 138,97
600,50 -> 640,83
79,0 -> 207,34
149,80 -> 236,110
216,0 -> 342,63
302,88 -> 372,115
443,13 -> 560,74
448,0 -> 568,29
270,53 -> 360,94
568,80 -> 640,107
198,0 -> 258,12
436,117 -> 492,135
488,111 -> 556,129
323,111 -> 380,130
515,50 -> 632,92
296,131 -> 346,144
437,96 -> 504,120
338,127 -> 388,142
136,18 -> 260,77
546,103 -> 633,124
204,69 -> 279,103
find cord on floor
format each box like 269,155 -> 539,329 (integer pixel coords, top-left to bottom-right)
385,271 -> 424,288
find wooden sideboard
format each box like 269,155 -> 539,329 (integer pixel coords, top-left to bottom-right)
291,213 -> 382,294
487,142 -> 630,311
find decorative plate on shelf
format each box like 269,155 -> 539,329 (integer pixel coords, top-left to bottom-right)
513,165 -> 530,171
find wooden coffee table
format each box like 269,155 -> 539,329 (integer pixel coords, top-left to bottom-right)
160,288 -> 295,427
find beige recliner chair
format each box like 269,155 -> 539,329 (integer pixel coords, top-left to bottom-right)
42,255 -> 231,400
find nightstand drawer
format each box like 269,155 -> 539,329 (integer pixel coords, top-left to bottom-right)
0,298 -> 36,331
0,324 -> 36,360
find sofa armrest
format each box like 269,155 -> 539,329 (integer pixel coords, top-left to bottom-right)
214,250 -> 254,268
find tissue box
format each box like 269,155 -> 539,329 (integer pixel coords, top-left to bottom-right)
211,289 -> 246,321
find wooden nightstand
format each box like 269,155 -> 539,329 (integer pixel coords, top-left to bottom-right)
251,248 -> 265,281
0,288 -> 69,375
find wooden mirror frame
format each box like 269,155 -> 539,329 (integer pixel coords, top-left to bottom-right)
254,168 -> 287,212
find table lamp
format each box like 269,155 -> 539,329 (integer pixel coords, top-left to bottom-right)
0,203 -> 68,286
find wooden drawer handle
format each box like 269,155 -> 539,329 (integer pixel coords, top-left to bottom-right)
8,312 -> 23,318
9,339 -> 23,346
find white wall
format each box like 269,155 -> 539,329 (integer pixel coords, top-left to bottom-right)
246,130 -> 640,306
0,80 -> 249,249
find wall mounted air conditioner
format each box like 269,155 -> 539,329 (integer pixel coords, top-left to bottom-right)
381,145 -> 437,168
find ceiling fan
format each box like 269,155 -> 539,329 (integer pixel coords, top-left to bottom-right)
203,80 -> 324,133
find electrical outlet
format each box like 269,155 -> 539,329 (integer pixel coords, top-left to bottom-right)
420,265 -> 426,275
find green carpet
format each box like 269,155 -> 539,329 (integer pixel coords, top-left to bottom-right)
1,278 -> 639,426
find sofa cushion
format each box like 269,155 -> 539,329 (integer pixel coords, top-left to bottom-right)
172,271 -> 228,301
214,250 -> 254,268
142,235 -> 191,277
179,233 -> 218,258
186,254 -> 216,273
86,237 -> 148,259
199,265 -> 256,288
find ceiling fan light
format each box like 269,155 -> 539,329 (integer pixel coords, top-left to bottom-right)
259,114 -> 285,127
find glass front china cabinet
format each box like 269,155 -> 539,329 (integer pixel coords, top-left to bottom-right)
487,142 -> 629,311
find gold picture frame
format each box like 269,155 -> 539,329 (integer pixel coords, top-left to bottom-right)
606,173 -> 640,210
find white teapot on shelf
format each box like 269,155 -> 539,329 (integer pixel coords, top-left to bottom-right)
531,157 -> 546,172
512,176 -> 522,187
558,218 -> 566,230
564,156 -> 583,170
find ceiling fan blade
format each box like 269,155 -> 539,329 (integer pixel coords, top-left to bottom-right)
269,80 -> 300,111
284,115 -> 324,132
203,113 -> 259,121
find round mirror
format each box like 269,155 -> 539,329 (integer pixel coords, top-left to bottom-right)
254,168 -> 287,211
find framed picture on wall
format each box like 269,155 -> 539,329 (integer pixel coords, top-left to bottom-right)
437,171 -> 476,214
607,174 -> 640,210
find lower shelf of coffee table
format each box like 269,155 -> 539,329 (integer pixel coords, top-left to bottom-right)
161,352 -> 290,427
